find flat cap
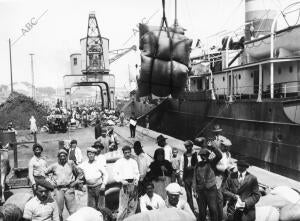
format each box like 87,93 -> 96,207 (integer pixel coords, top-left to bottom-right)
57,149 -> 68,156
87,147 -> 97,153
157,135 -> 167,142
70,139 -> 77,144
184,140 -> 193,147
32,143 -> 43,151
165,183 -> 182,195
198,148 -> 210,156
236,160 -> 250,168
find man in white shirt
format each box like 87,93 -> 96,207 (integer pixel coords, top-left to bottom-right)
28,143 -> 49,191
92,141 -> 107,168
23,182 -> 59,221
133,141 -> 152,196
165,183 -> 196,219
114,145 -> 140,221
157,135 -> 172,162
140,182 -> 165,212
79,147 -> 108,210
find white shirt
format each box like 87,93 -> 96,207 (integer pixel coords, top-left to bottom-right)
164,145 -> 172,162
113,158 -> 140,182
140,193 -> 165,212
216,151 -> 234,172
136,153 -> 152,180
79,160 -> 108,186
95,154 -> 107,168
28,156 -> 48,185
23,197 -> 59,221
165,199 -> 195,219
238,171 -> 247,184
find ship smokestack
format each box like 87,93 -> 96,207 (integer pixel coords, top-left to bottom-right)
245,0 -> 277,41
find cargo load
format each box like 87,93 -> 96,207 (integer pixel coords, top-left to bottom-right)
137,0 -> 192,99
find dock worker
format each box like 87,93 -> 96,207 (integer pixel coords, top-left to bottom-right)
79,147 -> 108,210
28,143 -> 48,191
133,141 -> 152,196
211,124 -> 232,150
107,127 -> 119,151
94,119 -> 102,140
139,182 -> 165,212
179,140 -> 198,213
68,139 -> 82,165
46,149 -> 83,221
170,147 -> 181,184
92,141 -> 107,168
157,135 -> 172,162
129,112 -> 137,138
222,160 -> 260,221
165,182 -> 195,219
114,145 -> 140,221
23,181 -> 59,221
7,122 -> 17,135
192,143 -> 222,221
145,148 -> 174,200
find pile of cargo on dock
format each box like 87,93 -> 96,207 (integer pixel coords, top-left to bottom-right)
0,92 -> 49,129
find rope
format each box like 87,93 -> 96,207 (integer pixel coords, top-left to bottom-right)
146,0 -> 176,96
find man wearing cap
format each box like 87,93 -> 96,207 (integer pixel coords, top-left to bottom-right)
93,141 -> 107,168
68,140 -> 82,165
28,143 -> 48,190
222,160 -> 260,221
192,143 -> 222,221
210,124 -> 232,150
23,182 -> 59,221
94,119 -> 102,140
157,135 -> 172,162
46,149 -> 83,221
165,182 -> 195,219
179,140 -> 198,213
114,145 -> 140,221
79,147 -> 108,210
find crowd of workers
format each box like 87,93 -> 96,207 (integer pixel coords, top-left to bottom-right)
0,115 -> 261,221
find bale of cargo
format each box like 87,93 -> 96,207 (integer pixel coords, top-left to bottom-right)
140,31 -> 192,66
270,186 -> 300,204
256,194 -> 290,209
139,23 -> 185,44
255,206 -> 279,221
138,54 -> 188,98
279,203 -> 300,221
4,192 -> 33,213
124,208 -> 196,221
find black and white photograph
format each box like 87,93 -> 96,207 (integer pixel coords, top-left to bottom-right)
0,0 -> 300,220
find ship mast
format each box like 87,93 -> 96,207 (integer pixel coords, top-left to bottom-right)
174,0 -> 178,27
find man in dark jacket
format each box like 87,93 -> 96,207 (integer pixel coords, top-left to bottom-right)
192,144 -> 222,221
94,120 -> 102,140
222,160 -> 260,221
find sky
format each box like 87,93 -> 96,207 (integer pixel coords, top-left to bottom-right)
0,0 -> 295,89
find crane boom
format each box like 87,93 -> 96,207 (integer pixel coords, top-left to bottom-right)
109,45 -> 137,64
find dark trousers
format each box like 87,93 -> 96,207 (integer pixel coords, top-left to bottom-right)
217,188 -> 224,221
184,181 -> 194,212
87,184 -> 105,210
230,209 -> 255,221
130,125 -> 136,138
196,185 -> 219,221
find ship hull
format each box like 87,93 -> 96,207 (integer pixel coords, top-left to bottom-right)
131,95 -> 300,181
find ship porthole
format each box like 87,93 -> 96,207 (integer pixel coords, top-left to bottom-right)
238,74 -> 241,80
269,108 -> 272,113
223,77 -> 225,82
277,134 -> 283,142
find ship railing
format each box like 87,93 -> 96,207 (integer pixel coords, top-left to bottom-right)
213,81 -> 300,101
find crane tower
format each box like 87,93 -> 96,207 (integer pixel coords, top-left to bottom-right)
85,12 -> 107,74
